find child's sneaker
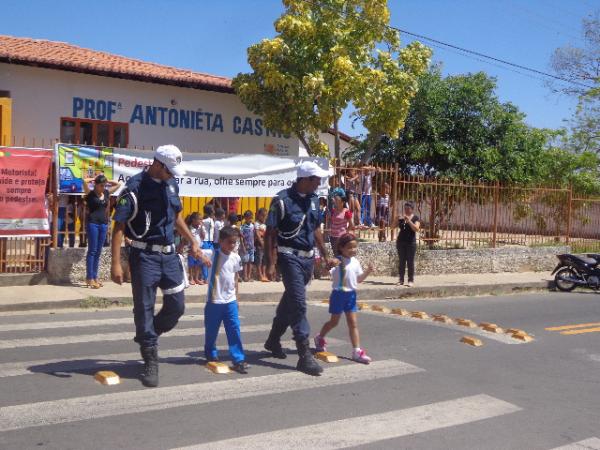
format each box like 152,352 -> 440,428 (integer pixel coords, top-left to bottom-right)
232,361 -> 249,374
352,348 -> 372,364
314,334 -> 327,352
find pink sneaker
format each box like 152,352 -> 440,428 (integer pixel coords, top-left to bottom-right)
314,335 -> 327,352
352,348 -> 372,364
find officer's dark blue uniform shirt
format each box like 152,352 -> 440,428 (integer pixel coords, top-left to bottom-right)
113,170 -> 182,245
266,184 -> 321,252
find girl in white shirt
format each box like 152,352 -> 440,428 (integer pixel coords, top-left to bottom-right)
314,233 -> 373,364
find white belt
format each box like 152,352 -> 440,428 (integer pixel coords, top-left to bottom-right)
278,246 -> 314,258
130,240 -> 175,254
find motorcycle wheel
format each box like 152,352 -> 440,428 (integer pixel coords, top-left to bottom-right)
555,267 -> 578,292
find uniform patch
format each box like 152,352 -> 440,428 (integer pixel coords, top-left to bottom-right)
118,198 -> 127,206
169,185 -> 176,194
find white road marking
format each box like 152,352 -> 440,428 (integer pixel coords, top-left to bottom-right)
549,438 -> 600,450
0,359 -> 422,432
0,338 -> 345,378
0,314 -> 207,332
0,324 -> 272,349
171,394 -> 521,449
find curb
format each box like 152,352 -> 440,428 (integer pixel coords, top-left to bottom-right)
0,280 -> 553,312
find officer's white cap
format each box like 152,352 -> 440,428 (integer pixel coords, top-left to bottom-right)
155,145 -> 185,177
297,161 -> 329,179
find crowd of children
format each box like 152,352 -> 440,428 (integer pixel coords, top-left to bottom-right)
178,204 -> 273,285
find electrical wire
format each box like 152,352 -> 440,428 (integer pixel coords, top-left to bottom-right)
296,0 -> 595,90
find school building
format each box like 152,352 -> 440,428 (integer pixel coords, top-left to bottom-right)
0,34 -> 355,158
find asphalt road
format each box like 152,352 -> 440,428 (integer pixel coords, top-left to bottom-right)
0,291 -> 599,449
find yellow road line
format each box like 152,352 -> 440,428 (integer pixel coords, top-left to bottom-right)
545,322 -> 600,331
561,327 -> 600,335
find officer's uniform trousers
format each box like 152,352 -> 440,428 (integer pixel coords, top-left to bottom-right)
129,247 -> 186,348
270,252 -> 314,343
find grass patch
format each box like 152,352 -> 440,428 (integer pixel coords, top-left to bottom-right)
79,296 -> 133,309
570,242 -> 600,254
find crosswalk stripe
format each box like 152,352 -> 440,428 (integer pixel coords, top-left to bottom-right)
545,322 -> 600,332
0,324 -> 272,350
0,359 -> 422,432
171,394 -> 521,450
0,314 -> 207,332
549,438 -> 600,449
0,338 -> 346,378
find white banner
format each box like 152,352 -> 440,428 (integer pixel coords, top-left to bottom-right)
56,144 -> 330,197
115,150 -> 330,197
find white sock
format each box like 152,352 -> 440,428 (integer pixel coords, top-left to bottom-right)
353,347 -> 361,353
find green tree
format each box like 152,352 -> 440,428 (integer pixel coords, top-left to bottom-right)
352,67 -> 553,184
346,67 -> 600,246
232,0 -> 431,158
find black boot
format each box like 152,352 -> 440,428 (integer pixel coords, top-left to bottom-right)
296,339 -> 323,376
264,338 -> 287,359
264,324 -> 287,359
140,346 -> 159,387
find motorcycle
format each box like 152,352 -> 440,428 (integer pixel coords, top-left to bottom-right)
552,253 -> 600,292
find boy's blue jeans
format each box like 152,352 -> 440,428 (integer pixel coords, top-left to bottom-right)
204,300 -> 245,364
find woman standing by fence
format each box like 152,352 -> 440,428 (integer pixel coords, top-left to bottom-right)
329,187 -> 354,255
396,201 -> 420,287
83,174 -> 122,288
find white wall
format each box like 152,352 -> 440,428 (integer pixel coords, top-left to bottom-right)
298,130 -> 355,158
0,63 -> 298,156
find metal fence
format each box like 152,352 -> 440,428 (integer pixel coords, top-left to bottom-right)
2,138 -> 600,274
329,164 -> 600,251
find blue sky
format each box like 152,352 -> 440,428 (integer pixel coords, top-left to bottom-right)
2,0 -> 596,137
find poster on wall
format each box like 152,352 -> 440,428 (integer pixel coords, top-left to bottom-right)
55,144 -> 330,197
56,144 -> 114,194
0,147 -> 52,236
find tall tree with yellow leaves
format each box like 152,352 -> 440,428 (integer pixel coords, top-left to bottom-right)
233,0 -> 431,160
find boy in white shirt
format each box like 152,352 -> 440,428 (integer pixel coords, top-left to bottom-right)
204,225 -> 248,374
314,233 -> 373,364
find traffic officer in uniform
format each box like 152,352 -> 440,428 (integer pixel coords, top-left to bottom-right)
264,161 -> 338,375
111,145 -> 210,387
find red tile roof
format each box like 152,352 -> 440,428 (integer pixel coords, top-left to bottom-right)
0,35 -> 234,93
0,35 -> 358,142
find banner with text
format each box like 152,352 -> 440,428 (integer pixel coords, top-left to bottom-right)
0,147 -> 52,236
56,144 -> 330,197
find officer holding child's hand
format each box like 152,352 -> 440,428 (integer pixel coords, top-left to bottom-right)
264,161 -> 338,376
111,145 -> 210,388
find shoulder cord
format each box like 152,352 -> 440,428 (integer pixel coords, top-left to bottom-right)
276,197 -> 307,240
207,249 -> 220,304
122,190 -> 151,240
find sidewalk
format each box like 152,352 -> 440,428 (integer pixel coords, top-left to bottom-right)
0,272 -> 553,312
